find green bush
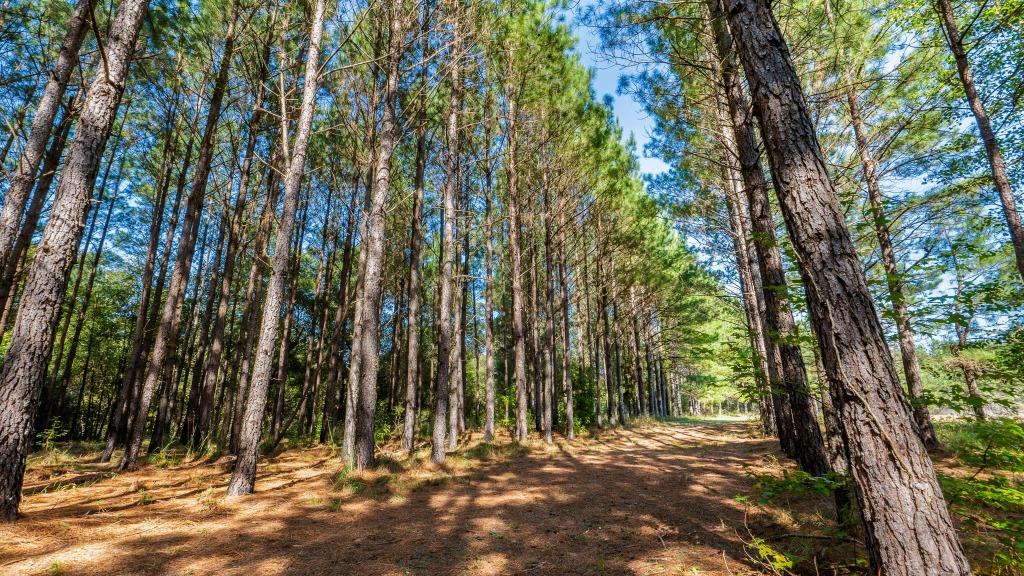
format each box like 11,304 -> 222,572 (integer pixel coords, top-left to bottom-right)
941,418 -> 1024,473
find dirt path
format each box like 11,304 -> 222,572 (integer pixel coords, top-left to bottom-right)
2,420 -> 792,575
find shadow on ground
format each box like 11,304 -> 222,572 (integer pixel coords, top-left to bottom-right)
3,421 -> 787,575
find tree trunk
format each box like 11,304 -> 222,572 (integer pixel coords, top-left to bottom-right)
847,88 -> 938,449
0,0 -> 90,267
432,6 -> 461,463
0,0 -> 148,520
483,153 -> 497,442
557,218 -> 573,439
226,0 -> 325,495
0,102 -> 76,338
504,83 -> 529,443
723,0 -> 972,572
99,103 -> 182,462
541,186 -> 555,444
350,7 -> 403,471
708,0 -> 825,471
935,0 -> 1024,281
121,15 -> 236,471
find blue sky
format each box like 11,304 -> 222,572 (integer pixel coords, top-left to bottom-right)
566,2 -> 671,178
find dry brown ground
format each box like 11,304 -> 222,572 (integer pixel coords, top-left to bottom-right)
1,420 -> 843,576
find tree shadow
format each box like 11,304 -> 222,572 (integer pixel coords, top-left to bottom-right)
6,422 -> 787,575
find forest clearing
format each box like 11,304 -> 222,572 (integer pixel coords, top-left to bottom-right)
4,418 -> 1023,575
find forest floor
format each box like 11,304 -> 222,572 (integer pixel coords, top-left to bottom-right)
2,418 -> 1020,575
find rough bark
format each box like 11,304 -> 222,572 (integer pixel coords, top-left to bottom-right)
100,101 -> 183,463
708,0 -> 823,471
0,102 -> 76,337
226,0 -> 324,495
402,55 -> 428,451
847,88 -> 937,449
557,221 -> 573,439
350,5 -> 404,470
483,156 -> 497,442
0,0 -> 148,520
0,0 -> 90,268
504,86 -> 529,442
432,6 -> 461,462
723,0 -> 972,572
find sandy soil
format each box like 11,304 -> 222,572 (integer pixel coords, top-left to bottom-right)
1,420 -> 830,576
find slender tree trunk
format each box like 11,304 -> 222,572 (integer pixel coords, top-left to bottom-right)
348,6 -> 404,471
504,86 -> 529,443
708,0 -> 824,469
723,0 -> 972,572
321,180 -> 357,443
99,105 -> 181,462
847,89 -> 938,449
121,15 -> 237,471
55,156 -> 121,431
400,8 -> 430,452
0,101 -> 77,337
0,0 -> 148,520
935,0 -> 1024,281
529,243 -> 543,433
482,127 -> 496,442
195,17 -> 272,448
432,6 -> 461,463
557,220 -> 573,438
226,0 -> 325,495
541,187 -> 555,444
0,0 -> 90,267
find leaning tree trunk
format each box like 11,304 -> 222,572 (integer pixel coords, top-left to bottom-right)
0,0 -> 149,521
121,16 -> 237,471
722,0 -> 972,573
847,88 -> 938,449
935,0 -> 1024,281
0,0 -> 90,268
226,0 -> 325,496
0,102 -> 76,338
557,217 -> 574,439
708,0 -> 824,472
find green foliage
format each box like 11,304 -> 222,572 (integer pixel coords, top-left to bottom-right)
37,418 -> 68,450
746,537 -> 796,573
749,469 -> 849,503
941,475 -> 1024,512
941,419 -> 1024,473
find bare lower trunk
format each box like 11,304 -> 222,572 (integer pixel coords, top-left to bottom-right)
432,7 -> 461,462
557,226 -> 573,439
350,6 -> 404,470
226,0 -> 325,496
0,0 -> 148,520
0,104 -> 76,338
723,0 -> 971,572
708,0 -> 826,474
483,176 -> 496,442
504,84 -> 529,442
402,97 -> 427,451
121,16 -> 237,471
